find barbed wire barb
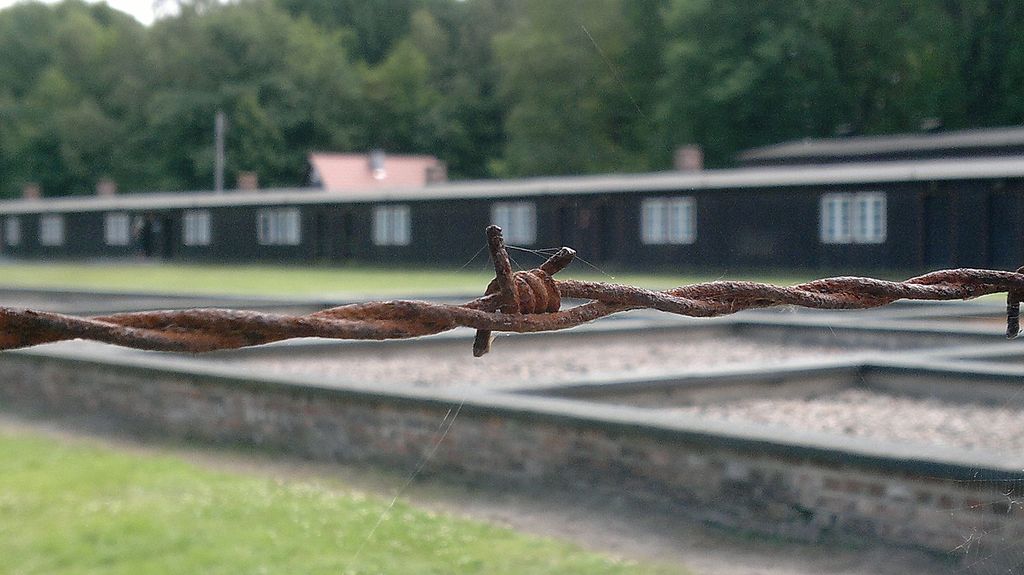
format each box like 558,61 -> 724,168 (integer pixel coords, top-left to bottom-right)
1,225 -> 1022,356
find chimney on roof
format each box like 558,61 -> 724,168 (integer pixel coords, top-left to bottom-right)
833,123 -> 856,137
21,183 -> 41,200
425,162 -> 447,184
96,178 -> 117,197
920,117 -> 943,133
674,145 -> 703,171
369,150 -> 387,180
236,171 -> 259,191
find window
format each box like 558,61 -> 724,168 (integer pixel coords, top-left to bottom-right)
491,202 -> 536,245
104,213 -> 131,246
4,216 -> 20,247
39,215 -> 64,246
852,192 -> 886,243
372,205 -> 411,246
820,192 -> 886,244
183,210 -> 212,246
640,197 -> 696,244
256,208 -> 301,246
819,194 -> 851,243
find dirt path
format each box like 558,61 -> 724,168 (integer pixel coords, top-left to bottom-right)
0,413 -> 964,575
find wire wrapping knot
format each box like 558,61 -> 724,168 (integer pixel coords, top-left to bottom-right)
483,269 -> 561,314
472,225 -> 574,357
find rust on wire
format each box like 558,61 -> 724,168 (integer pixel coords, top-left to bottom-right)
472,226 -> 569,356
0,225 -> 1022,356
1008,265 -> 1024,339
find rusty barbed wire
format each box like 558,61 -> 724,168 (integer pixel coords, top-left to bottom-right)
0,225 -> 1022,357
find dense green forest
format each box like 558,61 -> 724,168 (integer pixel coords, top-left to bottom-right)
0,0 -> 1022,198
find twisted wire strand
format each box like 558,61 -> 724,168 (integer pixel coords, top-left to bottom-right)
0,227 -> 1021,355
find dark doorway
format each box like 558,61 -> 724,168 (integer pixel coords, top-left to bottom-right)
314,211 -> 333,262
556,202 -> 614,264
557,201 -> 610,263
141,215 -> 174,259
595,203 -> 616,263
987,191 -> 1017,269
313,210 -> 356,263
162,216 -> 174,258
309,209 -> 358,260
922,193 -> 953,268
557,204 -> 576,248
339,212 -> 354,260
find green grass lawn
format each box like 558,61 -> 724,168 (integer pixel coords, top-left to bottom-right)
0,430 -> 684,575
0,261 -> 816,298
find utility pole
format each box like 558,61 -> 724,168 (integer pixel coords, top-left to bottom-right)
214,110 -> 226,193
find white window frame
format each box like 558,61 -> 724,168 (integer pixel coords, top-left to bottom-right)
641,199 -> 665,244
104,212 -> 131,246
4,216 -> 21,247
491,202 -> 536,245
39,214 -> 65,246
819,194 -> 852,244
183,210 -> 212,246
256,208 -> 301,246
372,205 -> 411,246
852,192 -> 887,244
819,192 -> 886,244
640,197 -> 696,245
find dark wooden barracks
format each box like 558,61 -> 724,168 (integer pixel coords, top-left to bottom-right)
3,126 -> 1024,272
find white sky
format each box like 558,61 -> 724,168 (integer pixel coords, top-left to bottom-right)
0,0 -> 176,25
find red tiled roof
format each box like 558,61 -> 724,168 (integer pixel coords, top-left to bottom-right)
308,152 -> 446,191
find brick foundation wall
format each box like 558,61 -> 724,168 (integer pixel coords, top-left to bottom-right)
1,349 -> 1021,565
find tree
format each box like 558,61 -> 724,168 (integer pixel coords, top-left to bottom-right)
949,1 -> 1024,127
657,0 -> 844,166
819,0 -> 960,134
619,0 -> 671,168
493,0 -> 643,176
409,0 -> 516,178
2,0 -> 1022,197
274,0 -> 421,65
0,0 -> 147,197
142,0 -> 363,190
361,38 -> 444,152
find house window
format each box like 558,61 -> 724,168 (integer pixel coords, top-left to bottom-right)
104,213 -> 131,246
183,210 -> 212,246
820,192 -> 886,244
39,215 -> 64,246
853,192 -> 887,243
256,208 -> 301,246
4,216 -> 20,246
640,197 -> 696,244
819,194 -> 851,243
372,205 -> 411,246
491,202 -> 536,245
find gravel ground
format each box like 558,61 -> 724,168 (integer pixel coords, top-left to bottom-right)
666,388 -> 1024,453
215,334 -> 862,389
